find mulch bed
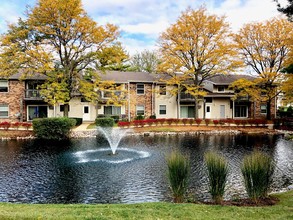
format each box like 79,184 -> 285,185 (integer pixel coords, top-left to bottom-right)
0,130 -> 34,138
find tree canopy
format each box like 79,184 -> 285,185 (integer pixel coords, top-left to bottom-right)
232,17 -> 293,119
129,50 -> 160,73
0,0 -> 126,116
157,7 -> 240,118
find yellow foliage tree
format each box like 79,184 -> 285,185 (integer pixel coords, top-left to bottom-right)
158,7 -> 240,118
0,0 -> 125,116
233,17 -> 293,119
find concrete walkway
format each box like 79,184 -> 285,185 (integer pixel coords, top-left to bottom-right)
73,122 -> 94,131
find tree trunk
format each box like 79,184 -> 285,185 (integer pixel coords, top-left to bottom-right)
63,103 -> 69,117
266,100 -> 271,120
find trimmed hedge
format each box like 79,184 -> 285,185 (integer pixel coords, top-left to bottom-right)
69,117 -> 83,126
95,117 -> 115,127
33,117 -> 76,140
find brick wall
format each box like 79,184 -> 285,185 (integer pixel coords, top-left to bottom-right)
127,83 -> 154,120
0,80 -> 25,122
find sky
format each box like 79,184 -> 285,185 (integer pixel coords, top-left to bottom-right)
0,0 -> 288,55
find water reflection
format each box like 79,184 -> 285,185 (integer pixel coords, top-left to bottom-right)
0,134 -> 292,204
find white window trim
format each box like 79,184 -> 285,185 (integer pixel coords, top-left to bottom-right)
0,80 -> 8,93
159,105 -> 167,115
136,84 -> 145,95
136,105 -> 145,115
0,104 -> 9,118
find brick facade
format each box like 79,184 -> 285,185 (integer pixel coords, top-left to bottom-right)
127,83 -> 154,120
0,80 -> 25,122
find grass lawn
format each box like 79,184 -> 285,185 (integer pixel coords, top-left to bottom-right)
0,190 -> 292,220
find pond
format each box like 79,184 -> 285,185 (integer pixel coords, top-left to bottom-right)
0,133 -> 292,204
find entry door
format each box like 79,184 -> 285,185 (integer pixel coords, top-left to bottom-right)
205,105 -> 211,119
220,105 -> 225,118
83,106 -> 90,121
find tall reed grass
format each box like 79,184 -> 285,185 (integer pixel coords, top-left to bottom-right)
204,151 -> 229,204
166,151 -> 190,203
241,151 -> 275,202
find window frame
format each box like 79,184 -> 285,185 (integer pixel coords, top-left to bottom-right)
234,105 -> 248,118
0,104 -> 9,118
0,80 -> 8,93
260,104 -> 267,114
136,84 -> 145,95
159,105 -> 167,115
136,105 -> 145,116
159,85 -> 166,95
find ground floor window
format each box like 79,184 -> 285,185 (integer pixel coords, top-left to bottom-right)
159,105 -> 166,115
180,106 -> 195,118
28,106 -> 48,120
234,105 -> 247,118
136,105 -> 145,116
260,104 -> 267,114
0,104 -> 8,118
104,106 -> 121,115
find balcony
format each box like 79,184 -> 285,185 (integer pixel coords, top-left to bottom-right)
179,93 -> 195,102
24,89 -> 43,100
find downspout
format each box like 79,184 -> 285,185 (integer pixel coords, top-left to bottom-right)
177,84 -> 180,119
128,82 -> 131,122
152,83 -> 154,117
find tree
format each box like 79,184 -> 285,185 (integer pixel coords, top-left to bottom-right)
275,0 -> 293,21
157,7 -> 240,118
129,50 -> 160,73
0,0 -> 124,116
233,17 -> 293,119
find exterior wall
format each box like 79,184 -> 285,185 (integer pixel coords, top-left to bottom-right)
0,80 -> 25,122
128,82 -> 154,120
253,101 -> 276,119
154,85 -> 178,118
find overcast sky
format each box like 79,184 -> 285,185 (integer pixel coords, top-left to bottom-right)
0,0 -> 287,55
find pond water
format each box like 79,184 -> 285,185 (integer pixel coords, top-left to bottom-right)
0,133 -> 292,204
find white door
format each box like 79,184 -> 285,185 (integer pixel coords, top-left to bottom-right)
206,105 -> 211,119
220,105 -> 225,118
83,105 -> 90,121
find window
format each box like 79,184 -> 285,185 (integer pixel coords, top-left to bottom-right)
218,86 -> 225,92
260,104 -> 267,114
180,106 -> 195,118
136,84 -> 144,94
60,105 -> 70,112
104,106 -> 121,115
234,105 -> 247,118
0,104 -> 8,118
136,105 -> 145,115
84,106 -> 89,114
159,85 -> 166,95
0,80 -> 8,92
159,105 -> 166,115
28,106 -> 47,120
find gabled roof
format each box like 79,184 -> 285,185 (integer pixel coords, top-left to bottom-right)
206,74 -> 256,85
99,71 -> 158,83
8,72 -> 47,80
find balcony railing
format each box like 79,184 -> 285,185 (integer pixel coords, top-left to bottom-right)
25,89 -> 42,100
179,93 -> 195,100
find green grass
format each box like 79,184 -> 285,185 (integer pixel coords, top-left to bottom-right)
0,190 -> 292,219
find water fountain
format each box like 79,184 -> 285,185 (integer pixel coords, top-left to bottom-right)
74,126 -> 150,164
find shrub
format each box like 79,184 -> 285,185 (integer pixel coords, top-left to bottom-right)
95,117 -> 115,127
69,117 -> 83,126
213,120 -> 219,126
0,121 -> 11,130
149,114 -> 156,119
166,118 -> 173,125
204,152 -> 229,204
195,118 -> 202,126
135,115 -> 144,120
234,119 -> 241,127
11,122 -> 21,130
158,118 -> 165,126
33,117 -> 76,140
188,119 -> 194,125
241,151 -> 275,202
182,118 -> 189,125
117,121 -> 130,127
204,119 -> 211,126
166,151 -> 190,203
21,122 -> 32,130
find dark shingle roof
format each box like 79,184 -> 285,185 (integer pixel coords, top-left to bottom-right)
99,71 -> 159,83
207,74 -> 255,85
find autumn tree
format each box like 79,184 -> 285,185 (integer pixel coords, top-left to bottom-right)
232,17 -> 293,119
129,50 -> 160,73
275,0 -> 293,21
0,0 -> 125,116
157,7 -> 240,118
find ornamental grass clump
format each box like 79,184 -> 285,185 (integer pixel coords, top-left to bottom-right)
204,151 -> 229,204
241,151 -> 275,202
166,151 -> 190,203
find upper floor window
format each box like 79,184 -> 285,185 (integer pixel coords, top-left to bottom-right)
217,86 -> 225,92
0,104 -> 9,118
159,85 -> 166,95
136,84 -> 144,95
0,80 -> 8,92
